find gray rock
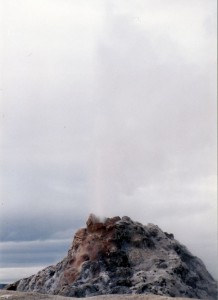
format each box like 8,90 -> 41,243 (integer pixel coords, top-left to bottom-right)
6,214 -> 217,299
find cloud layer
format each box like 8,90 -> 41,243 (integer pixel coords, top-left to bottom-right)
0,0 -> 217,282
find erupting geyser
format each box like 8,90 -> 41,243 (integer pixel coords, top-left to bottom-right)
7,214 -> 217,299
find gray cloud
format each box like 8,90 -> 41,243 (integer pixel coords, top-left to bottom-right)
0,0 -> 217,282
0,239 -> 70,268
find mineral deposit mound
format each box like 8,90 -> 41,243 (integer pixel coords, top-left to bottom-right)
7,214 -> 217,299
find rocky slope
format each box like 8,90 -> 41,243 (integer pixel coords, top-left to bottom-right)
7,214 -> 217,299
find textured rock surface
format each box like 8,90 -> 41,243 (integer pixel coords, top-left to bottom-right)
7,214 -> 217,299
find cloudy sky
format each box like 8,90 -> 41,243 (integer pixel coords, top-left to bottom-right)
0,0 -> 217,283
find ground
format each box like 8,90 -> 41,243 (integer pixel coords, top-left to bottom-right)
0,290 -> 198,300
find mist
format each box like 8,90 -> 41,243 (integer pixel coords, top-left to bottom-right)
0,0 -> 217,282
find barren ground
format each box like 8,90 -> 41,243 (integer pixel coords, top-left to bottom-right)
0,290 -> 198,300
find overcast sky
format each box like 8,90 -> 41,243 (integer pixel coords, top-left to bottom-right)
0,0 -> 217,283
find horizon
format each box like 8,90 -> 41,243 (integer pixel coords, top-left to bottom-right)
0,0 -> 217,283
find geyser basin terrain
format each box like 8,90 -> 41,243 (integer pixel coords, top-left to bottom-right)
0,290 -> 203,300
7,214 -> 217,299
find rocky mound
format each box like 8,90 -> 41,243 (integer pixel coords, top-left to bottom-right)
7,214 -> 217,299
